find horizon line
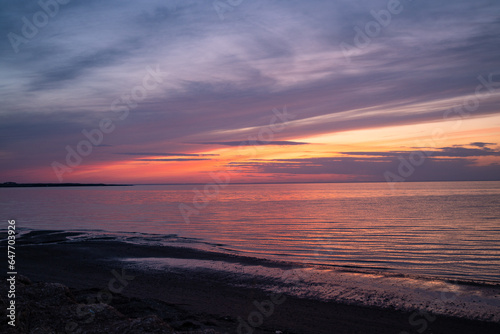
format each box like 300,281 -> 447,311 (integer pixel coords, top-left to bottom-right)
2,180 -> 500,187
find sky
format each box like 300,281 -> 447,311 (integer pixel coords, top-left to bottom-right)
0,0 -> 499,184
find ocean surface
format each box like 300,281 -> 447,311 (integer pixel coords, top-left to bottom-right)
1,181 -> 500,321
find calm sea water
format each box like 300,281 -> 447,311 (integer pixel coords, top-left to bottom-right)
1,181 -> 500,283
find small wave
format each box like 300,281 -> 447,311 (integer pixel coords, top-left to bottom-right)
121,256 -> 500,323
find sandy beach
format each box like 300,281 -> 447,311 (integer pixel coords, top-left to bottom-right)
2,230 -> 499,334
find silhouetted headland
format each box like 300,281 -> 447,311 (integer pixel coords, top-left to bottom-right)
0,182 -> 132,188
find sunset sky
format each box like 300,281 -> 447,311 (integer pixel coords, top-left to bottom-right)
1,0 -> 499,184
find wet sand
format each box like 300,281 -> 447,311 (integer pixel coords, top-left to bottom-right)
3,231 -> 500,333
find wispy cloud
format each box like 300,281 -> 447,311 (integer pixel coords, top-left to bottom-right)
342,143 -> 500,158
229,156 -> 500,182
470,142 -> 495,148
193,141 -> 309,146
1,0 -> 499,182
137,158 -> 212,162
116,152 -> 218,157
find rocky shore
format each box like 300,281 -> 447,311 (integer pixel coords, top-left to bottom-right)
0,275 -> 223,334
2,231 -> 500,333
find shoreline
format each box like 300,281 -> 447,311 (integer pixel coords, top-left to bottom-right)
2,231 -> 499,333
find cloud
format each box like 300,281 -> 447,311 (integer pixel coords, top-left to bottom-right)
470,142 -> 495,148
229,156 -> 500,182
1,0 -> 500,182
116,152 -> 218,157
137,158 -> 212,162
435,146 -> 500,157
28,45 -> 140,91
342,143 -> 500,158
193,141 -> 310,146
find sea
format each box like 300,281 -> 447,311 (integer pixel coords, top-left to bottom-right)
1,181 -> 499,322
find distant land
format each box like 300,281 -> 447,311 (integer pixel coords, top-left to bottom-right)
2,180 -> 498,188
0,182 -> 132,188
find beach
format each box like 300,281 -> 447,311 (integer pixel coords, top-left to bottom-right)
3,0 -> 500,331
2,230 -> 499,334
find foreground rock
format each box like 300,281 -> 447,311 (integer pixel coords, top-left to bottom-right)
0,276 -> 219,334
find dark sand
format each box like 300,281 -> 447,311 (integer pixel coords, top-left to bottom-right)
3,231 -> 500,334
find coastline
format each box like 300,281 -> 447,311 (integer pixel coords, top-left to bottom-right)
2,231 -> 499,333
0,182 -> 133,188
